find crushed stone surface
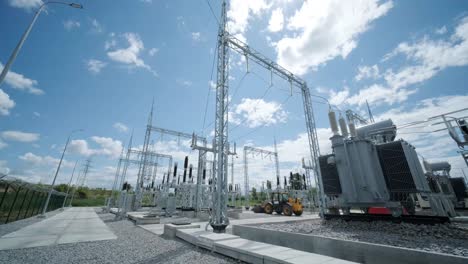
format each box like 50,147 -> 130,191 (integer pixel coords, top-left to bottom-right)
0,209 -> 238,264
258,219 -> 468,257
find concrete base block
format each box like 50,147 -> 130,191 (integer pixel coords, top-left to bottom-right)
127,212 -> 161,225
163,223 -> 201,239
134,216 -> 160,225
198,233 -> 239,250
176,228 -> 208,244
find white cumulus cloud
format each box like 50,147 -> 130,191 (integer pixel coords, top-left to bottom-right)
191,32 -> 201,41
69,136 -> 123,158
0,62 -> 44,95
148,48 -> 159,56
267,8 -> 284,32
346,15 -> 468,107
18,152 -> 73,168
355,64 -> 380,81
107,33 -> 157,77
228,0 -> 271,41
1,131 -> 40,142
276,0 -> 393,75
91,18 -> 103,33
230,98 -> 287,128
0,89 -> 15,116
63,19 -> 80,31
86,59 -> 107,74
8,0 -> 42,11
113,122 -> 128,133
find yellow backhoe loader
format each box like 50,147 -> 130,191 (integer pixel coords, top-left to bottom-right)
253,192 -> 303,216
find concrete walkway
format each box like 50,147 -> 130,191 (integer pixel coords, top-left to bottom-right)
0,207 -> 116,250
140,212 -> 318,235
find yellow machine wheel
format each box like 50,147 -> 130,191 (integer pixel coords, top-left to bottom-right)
264,203 -> 273,214
283,204 -> 293,216
293,209 -> 303,216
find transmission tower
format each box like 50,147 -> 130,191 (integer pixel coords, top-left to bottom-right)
69,159 -> 91,206
110,146 -> 125,207
204,0 -> 325,230
80,159 -> 92,187
135,100 -> 154,208
214,0 -> 325,228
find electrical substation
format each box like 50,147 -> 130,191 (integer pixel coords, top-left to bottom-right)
99,1 -> 468,263
2,1 -> 468,264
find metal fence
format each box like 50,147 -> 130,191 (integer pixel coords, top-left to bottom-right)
0,176 -> 67,224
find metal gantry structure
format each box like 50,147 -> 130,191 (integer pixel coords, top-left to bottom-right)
243,144 -> 280,209
191,132 -> 236,227
134,103 -> 209,211
302,157 -> 317,210
208,0 -> 323,231
123,150 -> 172,208
430,108 -> 468,168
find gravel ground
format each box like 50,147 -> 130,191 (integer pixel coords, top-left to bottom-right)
0,209 -> 62,237
0,209 -> 239,264
259,219 -> 468,257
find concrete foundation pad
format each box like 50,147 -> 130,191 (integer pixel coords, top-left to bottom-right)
214,238 -> 268,264
176,228 -> 209,245
138,224 -> 165,235
197,233 -> 240,250
133,215 -> 161,225
163,223 -> 201,238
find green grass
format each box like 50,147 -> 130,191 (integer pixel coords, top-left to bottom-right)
71,197 -> 106,207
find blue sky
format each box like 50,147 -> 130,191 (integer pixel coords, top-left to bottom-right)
1,0 -> 467,189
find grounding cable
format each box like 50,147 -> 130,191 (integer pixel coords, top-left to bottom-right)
201,38 -> 219,136
204,0 -> 220,26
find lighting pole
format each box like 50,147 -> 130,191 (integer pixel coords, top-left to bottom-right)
61,160 -> 79,210
0,1 -> 83,87
39,129 -> 82,217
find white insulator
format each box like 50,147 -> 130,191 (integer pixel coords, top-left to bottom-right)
339,116 -> 349,138
328,110 -> 340,136
349,122 -> 357,137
